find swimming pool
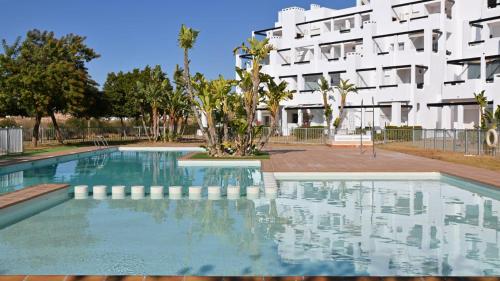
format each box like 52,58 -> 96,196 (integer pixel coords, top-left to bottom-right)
0,149 -> 262,195
0,150 -> 499,276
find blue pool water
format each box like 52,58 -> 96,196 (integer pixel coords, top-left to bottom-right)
0,150 -> 262,194
0,151 -> 499,276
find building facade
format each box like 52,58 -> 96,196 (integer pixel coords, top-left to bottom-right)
236,0 -> 500,132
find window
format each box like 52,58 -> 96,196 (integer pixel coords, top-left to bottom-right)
398,42 -> 405,51
330,73 -> 341,86
292,113 -> 299,124
467,63 -> 481,80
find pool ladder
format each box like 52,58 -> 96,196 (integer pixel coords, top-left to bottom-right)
93,135 -> 109,148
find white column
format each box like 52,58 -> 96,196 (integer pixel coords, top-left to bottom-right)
257,110 -> 263,124
441,105 -> 452,129
298,109 -> 304,127
391,102 -> 402,126
409,65 -> 417,126
281,107 -> 288,135
456,105 -> 465,129
481,56 -> 487,87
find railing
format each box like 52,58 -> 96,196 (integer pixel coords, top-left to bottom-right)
0,128 -> 23,156
22,126 -> 203,146
263,127 -> 331,144
378,128 -> 500,156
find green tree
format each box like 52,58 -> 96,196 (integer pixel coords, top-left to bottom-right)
233,37 -> 274,155
178,25 -> 211,146
318,76 -> 334,135
191,73 -> 222,155
136,65 -> 172,141
0,30 -> 99,146
474,90 -> 489,129
334,79 -> 358,133
260,78 -> 294,148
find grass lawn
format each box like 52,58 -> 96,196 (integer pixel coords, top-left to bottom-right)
380,143 -> 500,172
189,151 -> 270,160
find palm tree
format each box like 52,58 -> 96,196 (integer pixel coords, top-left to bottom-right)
334,79 -> 358,133
233,37 -> 274,155
474,90 -> 488,129
211,75 -> 236,142
178,25 -> 212,146
136,65 -> 170,141
191,73 -> 222,155
260,79 -> 294,148
318,76 -> 334,136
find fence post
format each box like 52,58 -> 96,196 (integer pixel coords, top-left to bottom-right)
412,127 -> 415,144
453,129 -> 456,152
477,128 -> 481,156
443,129 -> 446,151
433,130 -> 436,150
383,129 -> 387,144
465,129 -> 468,155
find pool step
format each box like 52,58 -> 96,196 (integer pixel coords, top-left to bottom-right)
72,185 -> 275,200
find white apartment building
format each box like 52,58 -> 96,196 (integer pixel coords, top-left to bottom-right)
236,0 -> 500,131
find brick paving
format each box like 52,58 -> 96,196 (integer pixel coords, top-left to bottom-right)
262,145 -> 500,188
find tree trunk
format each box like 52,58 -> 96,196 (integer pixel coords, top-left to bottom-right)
140,108 -> 151,142
152,106 -> 158,142
163,111 -> 168,142
168,114 -> 175,142
322,93 -> 332,137
49,110 -> 64,144
32,113 -> 42,147
119,117 -> 126,137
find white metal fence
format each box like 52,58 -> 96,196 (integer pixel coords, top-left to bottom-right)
0,128 -> 23,156
377,128 -> 500,156
263,127 -> 331,144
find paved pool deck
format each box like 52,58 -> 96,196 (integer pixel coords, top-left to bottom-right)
262,145 -> 500,188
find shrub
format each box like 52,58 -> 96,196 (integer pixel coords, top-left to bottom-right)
0,118 -> 19,128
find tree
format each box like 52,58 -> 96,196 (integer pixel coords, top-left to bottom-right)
136,65 -> 172,142
318,76 -> 334,135
474,90 -> 488,129
233,37 -> 274,155
334,79 -> 357,133
178,25 -> 212,147
191,73 -> 222,155
260,78 -> 294,148
0,30 -> 99,146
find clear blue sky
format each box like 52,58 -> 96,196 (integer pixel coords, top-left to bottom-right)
0,0 -> 354,87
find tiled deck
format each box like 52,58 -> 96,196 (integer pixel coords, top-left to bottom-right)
262,145 -> 500,187
0,184 -> 69,209
0,147 -> 110,168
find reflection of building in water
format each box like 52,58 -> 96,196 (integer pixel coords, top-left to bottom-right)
0,171 -> 23,194
254,180 -> 500,276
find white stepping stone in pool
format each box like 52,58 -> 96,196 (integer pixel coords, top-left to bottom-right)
169,186 -> 182,200
189,186 -> 202,200
150,186 -> 164,200
93,185 -> 107,200
131,186 -> 145,200
207,186 -> 221,200
111,186 -> 126,200
246,186 -> 260,199
265,187 -> 278,199
74,185 -> 88,200
227,185 -> 240,200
